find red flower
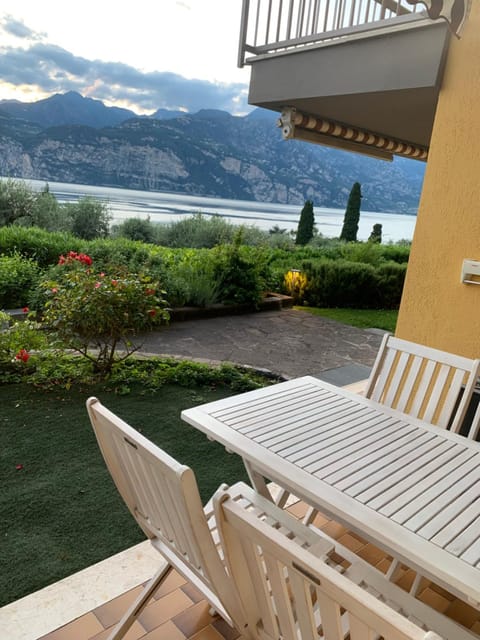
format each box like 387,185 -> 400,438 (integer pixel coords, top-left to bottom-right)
111,279 -> 118,287
22,306 -> 29,313
78,253 -> 92,266
15,464 -> 24,471
15,349 -> 30,363
147,309 -> 156,317
145,288 -> 156,296
58,252 -> 92,266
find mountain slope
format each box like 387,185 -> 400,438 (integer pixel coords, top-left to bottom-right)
0,92 -> 138,129
0,94 -> 425,213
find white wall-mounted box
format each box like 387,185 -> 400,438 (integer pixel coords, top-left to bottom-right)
461,259 -> 480,284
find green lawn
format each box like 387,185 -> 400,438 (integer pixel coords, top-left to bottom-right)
296,307 -> 398,333
0,383 -> 248,607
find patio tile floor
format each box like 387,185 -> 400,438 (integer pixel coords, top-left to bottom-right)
34,500 -> 480,640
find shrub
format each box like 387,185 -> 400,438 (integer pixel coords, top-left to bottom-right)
40,257 -> 169,374
212,233 -> 271,306
155,213 -> 233,248
0,253 -> 40,308
300,259 -> 406,309
0,310 -> 47,379
339,241 -> 385,266
303,261 -> 379,308
154,214 -> 268,248
376,262 -> 407,308
0,225 -> 82,267
113,217 -> 157,243
167,251 -> 220,307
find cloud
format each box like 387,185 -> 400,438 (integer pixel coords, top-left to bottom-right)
0,41 -> 251,114
1,15 -> 45,40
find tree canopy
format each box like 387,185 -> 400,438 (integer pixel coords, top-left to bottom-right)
340,182 -> 362,242
295,200 -> 315,245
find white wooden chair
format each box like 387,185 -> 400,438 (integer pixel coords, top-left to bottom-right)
214,489 -> 477,640
86,397 -> 261,639
364,333 -> 480,437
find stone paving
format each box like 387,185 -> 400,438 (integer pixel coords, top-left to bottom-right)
136,307 -> 386,381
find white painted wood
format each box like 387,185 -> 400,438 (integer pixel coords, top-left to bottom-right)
364,335 -> 480,435
181,376 -> 480,608
88,397 -> 300,639
215,490 -> 452,640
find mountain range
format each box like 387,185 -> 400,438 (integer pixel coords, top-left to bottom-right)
0,91 -> 425,213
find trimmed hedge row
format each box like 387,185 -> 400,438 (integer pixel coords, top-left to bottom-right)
299,260 -> 406,309
0,226 -> 408,310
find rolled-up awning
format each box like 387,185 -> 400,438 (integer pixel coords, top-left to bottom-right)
278,107 -> 428,162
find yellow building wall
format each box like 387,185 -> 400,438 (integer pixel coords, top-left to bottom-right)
396,3 -> 480,358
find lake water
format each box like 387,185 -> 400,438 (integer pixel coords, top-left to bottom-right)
24,178 -> 416,242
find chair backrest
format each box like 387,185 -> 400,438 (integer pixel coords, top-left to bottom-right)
86,397 -> 240,626
215,492 -> 443,640
364,334 -> 480,436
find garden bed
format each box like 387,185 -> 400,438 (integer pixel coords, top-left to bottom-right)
169,291 -> 293,322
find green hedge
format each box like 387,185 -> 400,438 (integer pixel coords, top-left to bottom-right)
0,254 -> 40,308
0,226 -> 407,311
0,226 -> 82,268
300,260 -> 406,309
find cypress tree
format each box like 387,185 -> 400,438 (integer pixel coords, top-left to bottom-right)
368,223 -> 382,243
295,199 -> 315,245
340,182 -> 362,242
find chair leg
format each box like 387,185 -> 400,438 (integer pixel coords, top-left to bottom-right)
302,506 -> 318,526
107,564 -> 173,640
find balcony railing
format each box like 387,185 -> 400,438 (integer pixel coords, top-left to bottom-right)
238,0 -> 429,66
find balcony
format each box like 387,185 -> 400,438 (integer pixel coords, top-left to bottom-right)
238,0 -> 452,160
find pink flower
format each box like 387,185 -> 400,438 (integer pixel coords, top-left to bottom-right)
15,464 -> 24,471
111,279 -> 118,287
22,306 -> 29,313
15,349 -> 30,363
99,272 -> 105,277
94,282 -> 102,289
51,287 -> 58,294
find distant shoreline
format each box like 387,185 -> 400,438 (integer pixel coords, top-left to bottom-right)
2,176 -> 418,242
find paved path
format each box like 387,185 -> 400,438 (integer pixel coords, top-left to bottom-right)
137,308 -> 385,381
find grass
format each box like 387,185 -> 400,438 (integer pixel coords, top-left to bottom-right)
0,382 -> 249,607
296,306 -> 398,333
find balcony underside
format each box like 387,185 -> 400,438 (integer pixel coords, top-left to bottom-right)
247,21 -> 450,152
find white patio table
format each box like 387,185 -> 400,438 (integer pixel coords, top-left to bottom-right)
181,375 -> 480,609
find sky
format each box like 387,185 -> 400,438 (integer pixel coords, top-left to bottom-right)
0,0 -> 252,115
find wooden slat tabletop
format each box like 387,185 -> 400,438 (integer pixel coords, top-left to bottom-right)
182,375 -> 480,608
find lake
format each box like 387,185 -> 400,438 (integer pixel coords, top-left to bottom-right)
24,178 -> 416,242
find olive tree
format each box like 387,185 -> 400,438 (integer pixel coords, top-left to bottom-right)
66,197 -> 112,240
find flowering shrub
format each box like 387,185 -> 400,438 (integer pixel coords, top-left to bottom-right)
0,310 -> 46,378
58,251 -> 93,266
15,348 -> 30,363
40,257 -> 169,374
